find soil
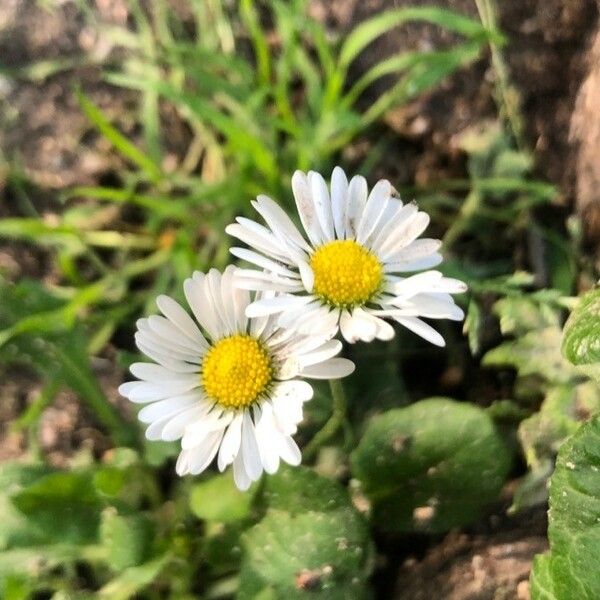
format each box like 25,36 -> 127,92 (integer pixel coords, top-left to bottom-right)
392,506 -> 548,600
1,0 -> 599,598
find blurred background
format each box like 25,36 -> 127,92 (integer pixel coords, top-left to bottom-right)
0,0 -> 599,598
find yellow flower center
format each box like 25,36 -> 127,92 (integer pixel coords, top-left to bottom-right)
310,239 -> 383,308
202,335 -> 272,409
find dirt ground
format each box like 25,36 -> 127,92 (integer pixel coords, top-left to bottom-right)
1,1 -> 599,598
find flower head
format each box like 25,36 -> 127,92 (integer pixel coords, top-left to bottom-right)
226,167 -> 467,345
119,266 -> 354,490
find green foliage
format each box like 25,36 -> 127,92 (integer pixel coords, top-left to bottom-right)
100,509 -> 155,570
239,509 -> 372,599
530,415 -> 600,599
260,465 -> 350,515
350,398 -> 512,533
0,278 -> 136,445
190,472 -> 257,523
562,288 -> 600,366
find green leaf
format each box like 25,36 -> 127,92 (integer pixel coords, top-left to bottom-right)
351,398 -> 512,533
530,414 -> 600,599
97,555 -> 169,600
100,509 -> 154,570
562,288 -> 600,366
260,465 -> 350,515
190,472 -> 256,523
11,471 -> 102,545
530,554 -> 559,599
76,88 -> 162,182
339,7 -> 492,69
239,509 -> 373,599
519,382 -> 600,469
0,463 -> 53,550
483,326 -> 576,385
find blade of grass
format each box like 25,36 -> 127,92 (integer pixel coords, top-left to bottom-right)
76,88 -> 162,182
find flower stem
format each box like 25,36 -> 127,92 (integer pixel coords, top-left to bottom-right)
304,379 -> 347,460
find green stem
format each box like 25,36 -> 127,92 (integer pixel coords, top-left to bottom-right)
304,379 -> 348,460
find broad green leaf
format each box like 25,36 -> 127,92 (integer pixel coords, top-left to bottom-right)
11,471 -> 102,545
483,326 -> 575,385
519,383 -> 600,469
493,295 -> 559,336
239,509 -> 373,599
260,465 -> 349,515
97,555 -> 169,600
530,415 -> 600,599
0,463 -> 52,550
190,472 -> 256,523
0,544 -> 99,578
562,288 -> 600,366
100,509 -> 154,570
351,398 -> 511,533
530,554 -> 559,600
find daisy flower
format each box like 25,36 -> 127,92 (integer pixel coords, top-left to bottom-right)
226,167 -> 467,345
119,266 -> 354,490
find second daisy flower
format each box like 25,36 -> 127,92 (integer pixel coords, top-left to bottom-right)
227,167 -> 467,345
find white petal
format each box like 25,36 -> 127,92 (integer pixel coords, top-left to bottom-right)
207,268 -> 235,336
147,316 -> 205,354
276,435 -> 301,466
395,316 -> 445,347
271,380 -> 314,403
357,179 -> 391,244
136,331 -> 200,364
134,341 -> 199,372
127,379 -> 200,403
137,392 -> 201,424
246,294 -> 314,318
188,430 -> 224,475
218,266 -> 242,335
225,222 -> 291,263
339,310 -> 377,343
181,408 -> 231,448
298,260 -> 315,293
233,450 -> 252,491
298,339 -> 342,367
129,362 -> 199,383
344,175 -> 368,239
156,295 -> 208,349
235,269 -> 304,293
309,171 -> 335,241
252,194 -> 312,253
300,357 -> 355,379
378,211 -> 430,259
330,166 -> 348,239
292,170 -> 324,246
368,201 -> 415,252
384,253 -> 443,273
385,238 -> 442,263
218,412 -> 243,471
230,247 -> 299,278
162,405 -> 213,441
183,274 -> 220,340
146,405 -> 206,441
254,404 -> 281,474
241,411 -> 263,481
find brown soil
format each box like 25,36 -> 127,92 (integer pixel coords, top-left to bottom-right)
393,507 -> 548,600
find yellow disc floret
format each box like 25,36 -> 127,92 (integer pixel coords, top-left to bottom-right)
202,334 -> 272,409
310,239 -> 383,308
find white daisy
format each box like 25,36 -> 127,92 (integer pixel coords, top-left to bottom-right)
226,167 -> 467,345
118,266 -> 354,490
